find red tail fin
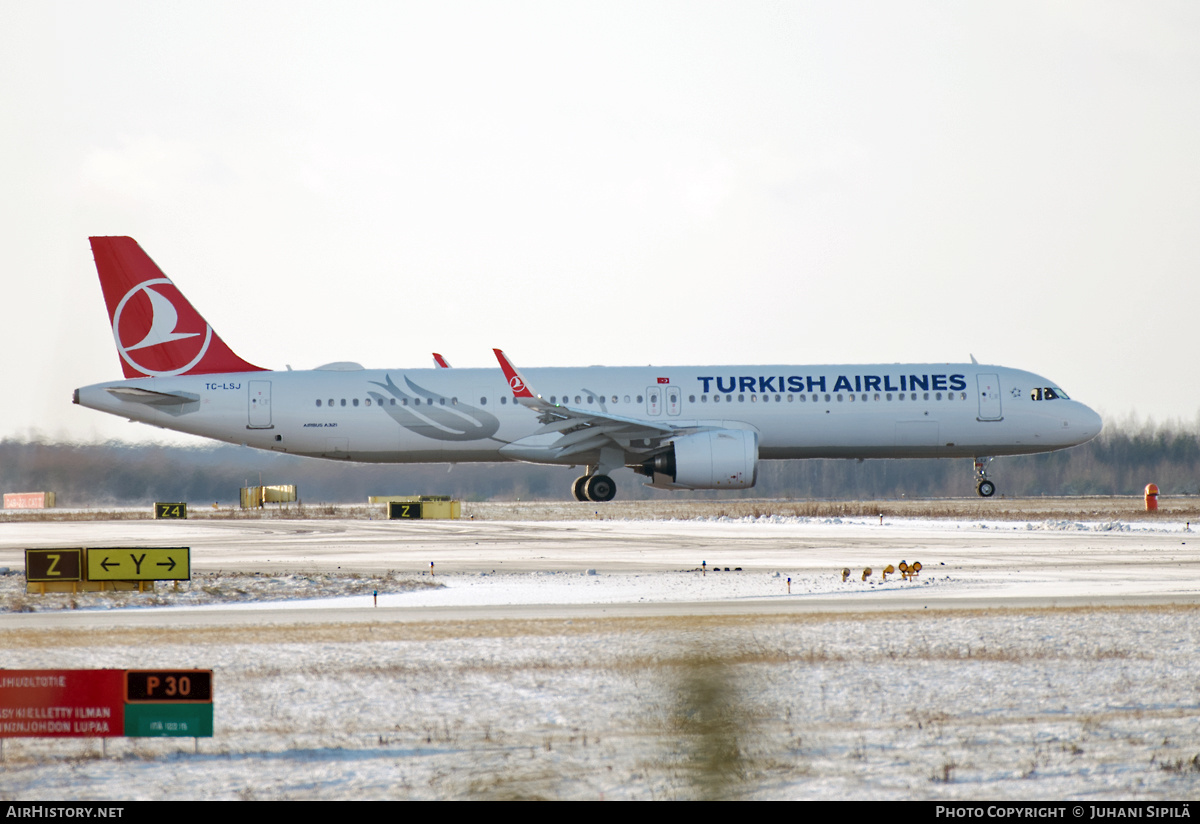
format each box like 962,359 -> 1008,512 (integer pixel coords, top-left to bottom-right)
90,237 -> 266,378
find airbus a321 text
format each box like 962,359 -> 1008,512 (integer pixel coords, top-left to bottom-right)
74,237 -> 1103,502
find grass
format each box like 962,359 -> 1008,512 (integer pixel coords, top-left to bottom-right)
0,569 -> 441,614
4,604 -> 1200,798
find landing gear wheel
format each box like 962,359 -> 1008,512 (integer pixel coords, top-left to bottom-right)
584,474 -> 616,502
572,476 -> 589,502
973,457 -> 995,498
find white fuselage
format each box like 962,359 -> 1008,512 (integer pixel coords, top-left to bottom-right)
75,362 -> 1103,469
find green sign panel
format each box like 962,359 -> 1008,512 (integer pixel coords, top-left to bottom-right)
124,703 -> 213,737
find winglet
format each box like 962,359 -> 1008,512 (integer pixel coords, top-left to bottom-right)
432,353 -> 451,368
493,349 -> 537,400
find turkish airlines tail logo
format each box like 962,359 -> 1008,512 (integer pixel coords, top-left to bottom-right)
90,237 -> 266,378
124,287 -> 200,351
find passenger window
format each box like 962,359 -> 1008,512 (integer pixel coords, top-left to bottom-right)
353,398 -> 359,407
316,399 -> 322,407
340,399 -> 346,407
365,398 -> 372,407
480,396 -> 487,405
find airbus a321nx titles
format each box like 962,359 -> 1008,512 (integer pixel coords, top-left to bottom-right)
74,237 -> 1103,502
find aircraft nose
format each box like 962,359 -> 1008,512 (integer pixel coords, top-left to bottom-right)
1072,403 -> 1103,444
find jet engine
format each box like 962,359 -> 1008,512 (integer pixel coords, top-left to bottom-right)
639,429 -> 759,490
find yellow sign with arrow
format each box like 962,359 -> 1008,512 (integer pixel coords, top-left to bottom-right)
86,548 -> 191,581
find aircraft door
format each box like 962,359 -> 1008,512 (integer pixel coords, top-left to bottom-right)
976,374 -> 1003,421
666,386 -> 681,416
646,387 -> 662,416
248,381 -> 273,429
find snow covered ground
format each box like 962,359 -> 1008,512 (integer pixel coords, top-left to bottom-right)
1,512 -> 1199,800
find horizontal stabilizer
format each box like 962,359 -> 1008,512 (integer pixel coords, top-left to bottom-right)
105,386 -> 200,405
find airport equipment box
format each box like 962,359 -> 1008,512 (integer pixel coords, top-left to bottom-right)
4,491 -> 55,509
240,484 -> 297,508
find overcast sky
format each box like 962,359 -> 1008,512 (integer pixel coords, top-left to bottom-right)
2,1 -> 1197,445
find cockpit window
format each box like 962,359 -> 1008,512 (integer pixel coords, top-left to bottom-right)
1030,387 -> 1069,401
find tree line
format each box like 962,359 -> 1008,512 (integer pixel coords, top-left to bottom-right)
1,417 -> 1196,506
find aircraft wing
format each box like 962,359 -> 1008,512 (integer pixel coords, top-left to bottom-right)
493,349 -> 698,460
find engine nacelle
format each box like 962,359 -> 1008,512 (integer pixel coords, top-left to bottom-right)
642,429 -> 759,490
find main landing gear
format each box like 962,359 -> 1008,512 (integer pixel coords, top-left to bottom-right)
571,448 -> 622,503
974,457 -> 996,497
572,474 -> 616,502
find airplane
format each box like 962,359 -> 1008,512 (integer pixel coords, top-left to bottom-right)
74,237 -> 1104,502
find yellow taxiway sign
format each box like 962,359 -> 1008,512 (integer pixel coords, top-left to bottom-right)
86,548 -> 191,581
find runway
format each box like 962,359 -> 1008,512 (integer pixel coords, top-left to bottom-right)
2,503 -> 1199,799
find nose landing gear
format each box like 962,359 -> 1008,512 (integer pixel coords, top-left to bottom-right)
974,457 -> 996,497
